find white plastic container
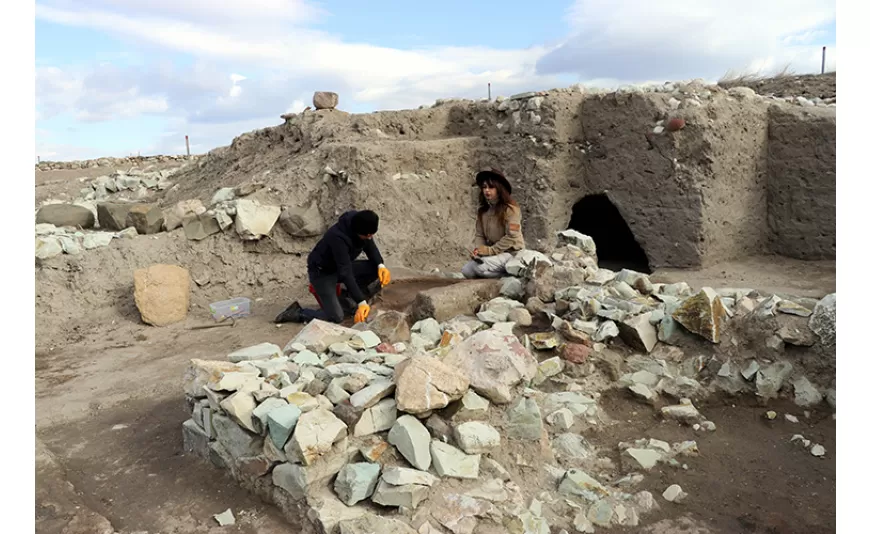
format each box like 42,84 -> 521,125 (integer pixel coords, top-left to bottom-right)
209,297 -> 251,321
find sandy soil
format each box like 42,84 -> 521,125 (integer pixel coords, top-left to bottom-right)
652,255 -> 836,298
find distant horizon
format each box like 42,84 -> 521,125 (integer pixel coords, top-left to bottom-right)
36,0 -> 836,162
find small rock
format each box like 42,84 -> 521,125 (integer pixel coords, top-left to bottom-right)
558,469 -> 608,501
394,356 -> 469,414
756,361 -> 794,398
36,203 -> 95,228
388,415 -> 432,471
561,342 -> 591,364
533,357 -> 564,385
587,500 -> 614,527
809,294 -> 836,348
624,448 -> 663,470
228,342 -> 282,363
506,397 -> 544,441
235,199 -> 281,240
354,398 -> 397,437
454,390 -> 490,421
371,480 -> 429,509
454,422 -> 501,454
213,509 -> 235,526
553,433 -> 595,460
250,397 -> 288,435
35,236 -> 63,259
661,400 -> 702,425
381,466 -> 439,487
334,462 -> 381,506
507,308 -> 532,326
810,444 -> 826,457
431,441 -> 480,479
500,277 -> 525,300
349,379 -> 395,410
672,288 -> 725,343
618,312 -> 658,353
629,383 -> 657,404
546,408 -> 574,432
314,91 -> 339,110
793,376 -> 823,407
339,515 -> 417,534
285,408 -> 348,465
125,203 -> 164,235
133,264 -> 190,326
765,411 -> 777,420
360,437 -> 389,462
662,484 -> 687,503
785,414 -> 799,423
220,390 -> 258,432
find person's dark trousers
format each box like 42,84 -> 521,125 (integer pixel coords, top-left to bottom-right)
300,260 -> 381,323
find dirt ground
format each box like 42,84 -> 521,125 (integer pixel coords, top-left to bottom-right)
35,270 -> 836,534
718,72 -> 836,99
596,391 -> 836,534
652,255 -> 836,299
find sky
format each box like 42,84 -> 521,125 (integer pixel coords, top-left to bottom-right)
34,0 -> 837,162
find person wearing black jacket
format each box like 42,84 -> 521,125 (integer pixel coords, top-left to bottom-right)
275,209 -> 391,324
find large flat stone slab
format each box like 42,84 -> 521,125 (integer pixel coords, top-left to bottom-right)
411,279 -> 500,323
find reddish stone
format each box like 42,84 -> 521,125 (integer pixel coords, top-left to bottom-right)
237,455 -> 274,478
666,118 -> 686,132
561,343 -> 591,364
376,342 -> 398,354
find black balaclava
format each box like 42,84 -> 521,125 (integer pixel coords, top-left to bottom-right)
351,210 -> 379,235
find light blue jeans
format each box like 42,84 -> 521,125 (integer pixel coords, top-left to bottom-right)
461,252 -> 514,279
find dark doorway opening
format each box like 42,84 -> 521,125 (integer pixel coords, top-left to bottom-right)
568,194 -> 651,274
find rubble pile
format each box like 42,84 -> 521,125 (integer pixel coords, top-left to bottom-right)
34,166 -> 288,259
35,154 -> 202,171
179,230 -> 836,533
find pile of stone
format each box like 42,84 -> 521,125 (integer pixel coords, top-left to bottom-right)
34,180 -> 289,258
36,154 -> 201,171
76,168 -> 177,202
181,317 -> 661,533
179,229 -> 836,533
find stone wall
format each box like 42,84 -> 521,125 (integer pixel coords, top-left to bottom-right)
767,105 -> 836,259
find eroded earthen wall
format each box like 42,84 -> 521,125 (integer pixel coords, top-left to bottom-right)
694,98 -> 770,264
579,93 -> 705,269
767,105 -> 836,259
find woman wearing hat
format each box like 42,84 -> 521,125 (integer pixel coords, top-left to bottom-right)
461,168 -> 526,278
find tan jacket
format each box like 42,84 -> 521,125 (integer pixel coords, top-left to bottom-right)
473,204 -> 525,255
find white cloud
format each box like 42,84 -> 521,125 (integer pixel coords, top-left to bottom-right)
540,0 -> 835,81
41,0 -> 322,26
36,0 -> 838,160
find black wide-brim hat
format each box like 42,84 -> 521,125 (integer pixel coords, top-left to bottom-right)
475,168 -> 512,194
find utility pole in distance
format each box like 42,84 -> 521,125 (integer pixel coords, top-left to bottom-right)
821,46 -> 827,74
487,83 -> 492,101
185,135 -> 191,157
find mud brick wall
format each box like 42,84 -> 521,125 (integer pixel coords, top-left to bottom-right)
767,105 -> 836,259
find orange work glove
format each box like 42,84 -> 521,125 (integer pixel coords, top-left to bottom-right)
378,266 -> 391,286
354,302 -> 371,324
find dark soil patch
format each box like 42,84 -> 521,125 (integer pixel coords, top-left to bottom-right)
38,397 -> 296,534
590,390 -> 836,534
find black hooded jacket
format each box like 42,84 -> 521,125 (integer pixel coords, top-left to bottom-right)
307,210 -> 384,303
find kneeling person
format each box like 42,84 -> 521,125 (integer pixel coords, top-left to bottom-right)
461,168 -> 525,278
276,209 -> 391,324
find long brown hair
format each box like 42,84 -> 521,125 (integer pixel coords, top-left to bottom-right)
477,177 -> 518,225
